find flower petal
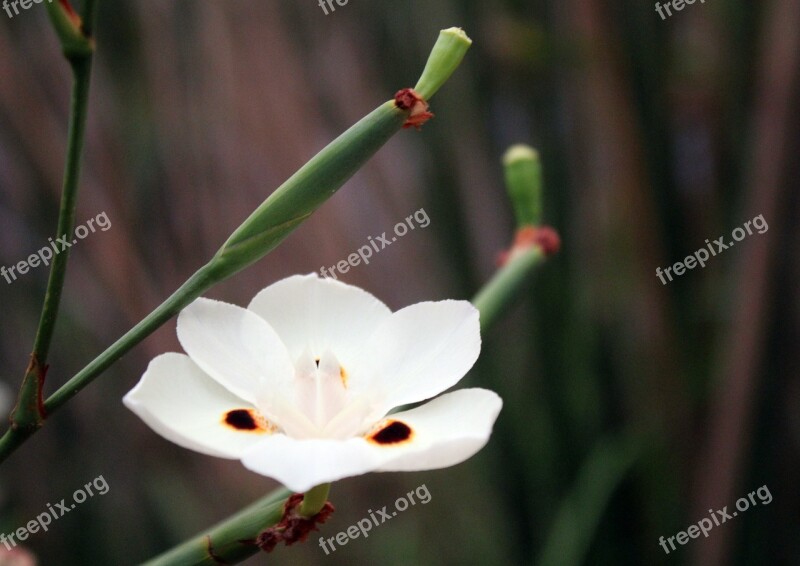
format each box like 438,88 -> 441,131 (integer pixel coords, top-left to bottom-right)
123,353 -> 273,458
247,274 -> 391,369
177,297 -> 294,405
373,388 -> 502,471
240,388 -> 501,492
354,300 -> 481,413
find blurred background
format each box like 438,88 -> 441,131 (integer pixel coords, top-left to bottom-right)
0,0 -> 798,564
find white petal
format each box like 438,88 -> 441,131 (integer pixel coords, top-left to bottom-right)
241,436 -> 383,493
355,300 -> 481,413
374,388 -> 502,471
123,353 -> 274,458
247,274 -> 391,369
240,389 -> 501,492
177,297 -> 294,405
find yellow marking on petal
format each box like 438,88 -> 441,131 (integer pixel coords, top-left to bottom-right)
366,420 -> 414,446
340,366 -> 348,388
222,409 -> 275,434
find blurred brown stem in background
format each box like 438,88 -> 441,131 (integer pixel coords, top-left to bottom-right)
691,0 -> 800,564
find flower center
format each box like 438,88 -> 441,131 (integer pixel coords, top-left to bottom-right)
293,350 -> 349,432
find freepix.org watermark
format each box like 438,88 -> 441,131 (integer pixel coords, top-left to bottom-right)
319,208 -> 430,280
3,0 -> 53,20
656,214 -> 767,285
318,483 -> 432,554
655,0 -> 707,21
317,0 -> 350,15
1,211 -> 111,285
658,484 -> 772,554
1,475 -> 110,550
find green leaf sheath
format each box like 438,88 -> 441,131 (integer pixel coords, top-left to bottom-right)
213,101 -> 406,277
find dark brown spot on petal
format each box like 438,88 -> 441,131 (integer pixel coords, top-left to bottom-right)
223,409 -> 272,433
368,420 -> 413,445
315,357 -> 320,367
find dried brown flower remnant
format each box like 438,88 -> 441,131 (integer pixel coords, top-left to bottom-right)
394,88 -> 434,129
252,493 -> 335,553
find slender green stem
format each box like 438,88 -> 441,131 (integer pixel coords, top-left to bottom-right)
299,483 -> 331,518
472,247 -> 545,333
8,1 -> 98,434
31,57 -> 92,365
536,435 -> 640,566
81,0 -> 99,37
44,262 -> 223,414
0,262 -> 222,463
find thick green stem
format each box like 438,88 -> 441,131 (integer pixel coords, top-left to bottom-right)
141,488 -> 292,566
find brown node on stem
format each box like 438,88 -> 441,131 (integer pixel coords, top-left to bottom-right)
394,88 -> 434,129
497,225 -> 561,266
249,493 -> 335,553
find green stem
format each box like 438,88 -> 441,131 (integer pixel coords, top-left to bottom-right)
299,483 -> 331,518
536,435 -> 640,566
44,262 -> 222,414
414,27 -> 472,100
472,247 -> 545,333
8,2 -> 97,434
140,488 -> 292,566
0,263 -> 221,462
32,57 -> 92,365
503,144 -> 542,227
80,0 -> 99,37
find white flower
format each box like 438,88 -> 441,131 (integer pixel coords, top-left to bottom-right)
123,274 -> 502,493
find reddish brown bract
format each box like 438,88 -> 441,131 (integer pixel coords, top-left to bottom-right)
254,493 -> 335,553
394,88 -> 434,129
497,225 -> 561,266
